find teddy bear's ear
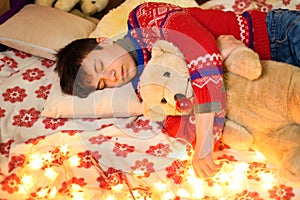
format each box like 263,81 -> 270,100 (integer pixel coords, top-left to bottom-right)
152,40 -> 184,59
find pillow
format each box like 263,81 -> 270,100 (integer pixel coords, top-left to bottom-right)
0,4 -> 96,60
41,72 -> 143,118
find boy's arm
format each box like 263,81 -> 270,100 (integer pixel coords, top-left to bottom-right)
193,112 -> 222,178
160,10 -> 224,178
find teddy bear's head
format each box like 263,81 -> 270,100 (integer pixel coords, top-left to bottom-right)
35,0 -> 109,16
80,0 -> 109,15
139,40 -> 194,122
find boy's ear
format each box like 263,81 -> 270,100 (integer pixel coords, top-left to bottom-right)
96,37 -> 113,46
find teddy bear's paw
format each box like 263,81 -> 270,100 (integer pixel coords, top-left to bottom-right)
224,46 -> 262,80
143,104 -> 166,122
55,0 -> 80,12
148,111 -> 166,122
221,120 -> 254,150
279,148 -> 300,182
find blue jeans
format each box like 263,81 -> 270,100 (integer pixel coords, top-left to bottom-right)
266,9 -> 300,67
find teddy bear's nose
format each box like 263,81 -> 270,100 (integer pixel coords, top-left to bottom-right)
174,93 -> 185,101
174,94 -> 193,113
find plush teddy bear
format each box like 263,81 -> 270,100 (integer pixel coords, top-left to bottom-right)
223,60 -> 300,182
89,0 -> 199,39
140,40 -> 261,121
35,0 -> 109,23
139,40 -> 300,182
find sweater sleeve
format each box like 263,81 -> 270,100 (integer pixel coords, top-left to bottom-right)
185,7 -> 242,40
128,2 -> 224,113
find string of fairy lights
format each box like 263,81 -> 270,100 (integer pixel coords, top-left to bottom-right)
6,144 -> 283,200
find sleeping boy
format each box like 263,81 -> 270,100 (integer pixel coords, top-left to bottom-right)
54,2 -> 300,179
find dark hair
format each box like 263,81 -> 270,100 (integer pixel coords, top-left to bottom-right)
54,38 -> 100,98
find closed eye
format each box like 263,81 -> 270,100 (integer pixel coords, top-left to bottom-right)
95,60 -> 104,90
163,72 -> 171,78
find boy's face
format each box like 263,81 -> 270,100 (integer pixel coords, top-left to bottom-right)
81,42 -> 137,90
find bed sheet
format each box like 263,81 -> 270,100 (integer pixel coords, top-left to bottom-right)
1,48 -> 300,199
200,0 -> 300,12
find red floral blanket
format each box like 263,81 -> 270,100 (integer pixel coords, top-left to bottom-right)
0,45 -> 299,199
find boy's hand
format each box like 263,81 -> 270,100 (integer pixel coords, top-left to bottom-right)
193,112 -> 223,179
217,35 -> 245,60
192,149 -> 222,179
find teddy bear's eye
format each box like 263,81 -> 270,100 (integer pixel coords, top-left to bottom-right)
161,98 -> 167,104
91,1 -> 96,4
163,72 -> 170,78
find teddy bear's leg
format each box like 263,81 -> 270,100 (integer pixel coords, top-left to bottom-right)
70,9 -> 100,24
276,124 -> 300,182
224,46 -> 262,80
35,0 -> 56,7
289,69 -> 300,124
221,119 -> 254,150
279,147 -> 300,182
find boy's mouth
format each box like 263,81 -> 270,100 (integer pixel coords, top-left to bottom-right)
121,66 -> 125,81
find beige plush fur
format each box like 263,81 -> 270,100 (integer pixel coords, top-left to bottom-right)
35,0 -> 108,23
89,0 -> 199,39
139,40 -> 194,121
140,40 -> 300,182
224,60 -> 300,182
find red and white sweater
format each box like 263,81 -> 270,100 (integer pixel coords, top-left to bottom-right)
126,2 -> 269,144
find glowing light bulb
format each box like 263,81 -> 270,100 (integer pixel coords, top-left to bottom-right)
49,187 -> 57,198
112,184 -> 124,192
218,172 -> 231,183
45,168 -> 58,180
234,162 -> 249,172
132,170 -> 145,177
105,195 -> 115,200
19,175 -> 34,194
69,155 -> 80,167
162,191 -> 175,200
230,163 -> 248,191
193,189 -> 205,199
177,188 -> 189,198
71,184 -> 82,191
29,154 -> 44,169
60,144 -> 69,155
228,179 -> 243,192
186,172 -> 204,189
259,172 -> 276,189
43,152 -> 53,162
72,191 -> 85,200
154,181 -> 167,191
36,188 -> 48,198
21,175 -> 33,186
213,183 -> 223,197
